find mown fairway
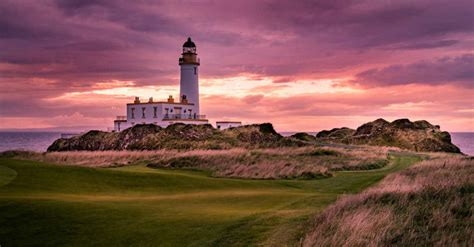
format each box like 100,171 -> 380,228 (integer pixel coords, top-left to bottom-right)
0,154 -> 420,246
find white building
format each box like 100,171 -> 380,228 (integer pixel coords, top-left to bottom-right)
216,121 -> 242,130
114,38 -> 208,131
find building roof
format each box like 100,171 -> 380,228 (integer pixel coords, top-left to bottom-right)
127,101 -> 194,106
216,121 -> 242,124
183,37 -> 196,48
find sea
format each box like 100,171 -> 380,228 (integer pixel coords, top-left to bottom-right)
0,131 -> 473,156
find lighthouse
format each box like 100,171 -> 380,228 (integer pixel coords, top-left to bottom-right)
112,37 -> 242,132
179,37 -> 200,114
113,37 -> 208,131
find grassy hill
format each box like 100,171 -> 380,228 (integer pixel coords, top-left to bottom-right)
47,123 -> 300,152
316,118 -> 461,153
303,155 -> 473,246
0,153 -> 420,246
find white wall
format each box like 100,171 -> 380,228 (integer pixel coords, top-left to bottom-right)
180,64 -> 200,114
115,102 -> 202,130
127,103 -> 164,126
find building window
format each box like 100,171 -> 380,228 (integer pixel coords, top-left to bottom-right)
131,108 -> 135,119
194,67 -> 197,75
153,107 -> 157,118
142,107 -> 146,118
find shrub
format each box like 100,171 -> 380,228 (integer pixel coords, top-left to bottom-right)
307,149 -> 340,156
147,156 -> 204,168
332,159 -> 390,171
298,171 -> 332,180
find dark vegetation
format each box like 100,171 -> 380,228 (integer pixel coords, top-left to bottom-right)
48,123 -> 304,151
290,132 -> 318,142
47,119 -> 461,153
316,118 -> 461,153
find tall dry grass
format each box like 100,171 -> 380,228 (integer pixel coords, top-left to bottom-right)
303,156 -> 474,246
144,146 -> 389,179
3,146 -> 391,179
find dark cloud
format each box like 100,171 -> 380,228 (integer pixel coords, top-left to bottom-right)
0,0 -> 473,130
354,54 -> 474,88
392,40 -> 460,50
55,0 -> 112,11
1,0 -> 472,84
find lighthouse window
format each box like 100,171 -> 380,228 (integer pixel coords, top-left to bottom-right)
131,108 -> 135,119
153,107 -> 157,118
194,67 -> 197,74
142,107 -> 146,118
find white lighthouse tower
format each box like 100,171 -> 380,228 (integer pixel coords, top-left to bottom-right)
113,37 -> 209,131
179,37 -> 200,114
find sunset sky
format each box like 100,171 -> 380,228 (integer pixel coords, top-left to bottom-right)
1,0 -> 473,132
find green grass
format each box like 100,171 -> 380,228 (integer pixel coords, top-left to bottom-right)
0,153 -> 421,246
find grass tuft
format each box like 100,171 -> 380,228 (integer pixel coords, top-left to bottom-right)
303,156 -> 474,246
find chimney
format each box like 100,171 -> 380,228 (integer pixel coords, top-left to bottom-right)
134,97 -> 140,104
167,95 -> 174,103
181,95 -> 188,104
148,97 -> 153,103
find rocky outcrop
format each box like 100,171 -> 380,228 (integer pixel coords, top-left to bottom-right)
47,123 -> 296,152
48,119 -> 461,153
316,127 -> 356,139
290,132 -> 317,142
317,118 -> 461,153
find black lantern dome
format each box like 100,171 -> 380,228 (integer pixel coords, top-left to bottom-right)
182,37 -> 196,54
183,37 -> 196,47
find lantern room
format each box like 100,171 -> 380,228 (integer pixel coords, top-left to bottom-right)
179,37 -> 199,65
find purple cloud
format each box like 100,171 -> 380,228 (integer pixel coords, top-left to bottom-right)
0,0 -> 473,131
355,54 -> 474,87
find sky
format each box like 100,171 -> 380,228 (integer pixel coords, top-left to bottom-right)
0,0 -> 473,132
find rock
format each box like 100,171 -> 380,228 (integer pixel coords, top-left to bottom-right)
47,119 -> 461,153
290,132 -> 317,142
354,118 -> 389,136
47,123 -> 296,152
317,118 -> 461,153
47,130 -> 118,152
316,127 -> 356,139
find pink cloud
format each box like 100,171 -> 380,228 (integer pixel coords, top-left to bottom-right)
0,0 -> 472,131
